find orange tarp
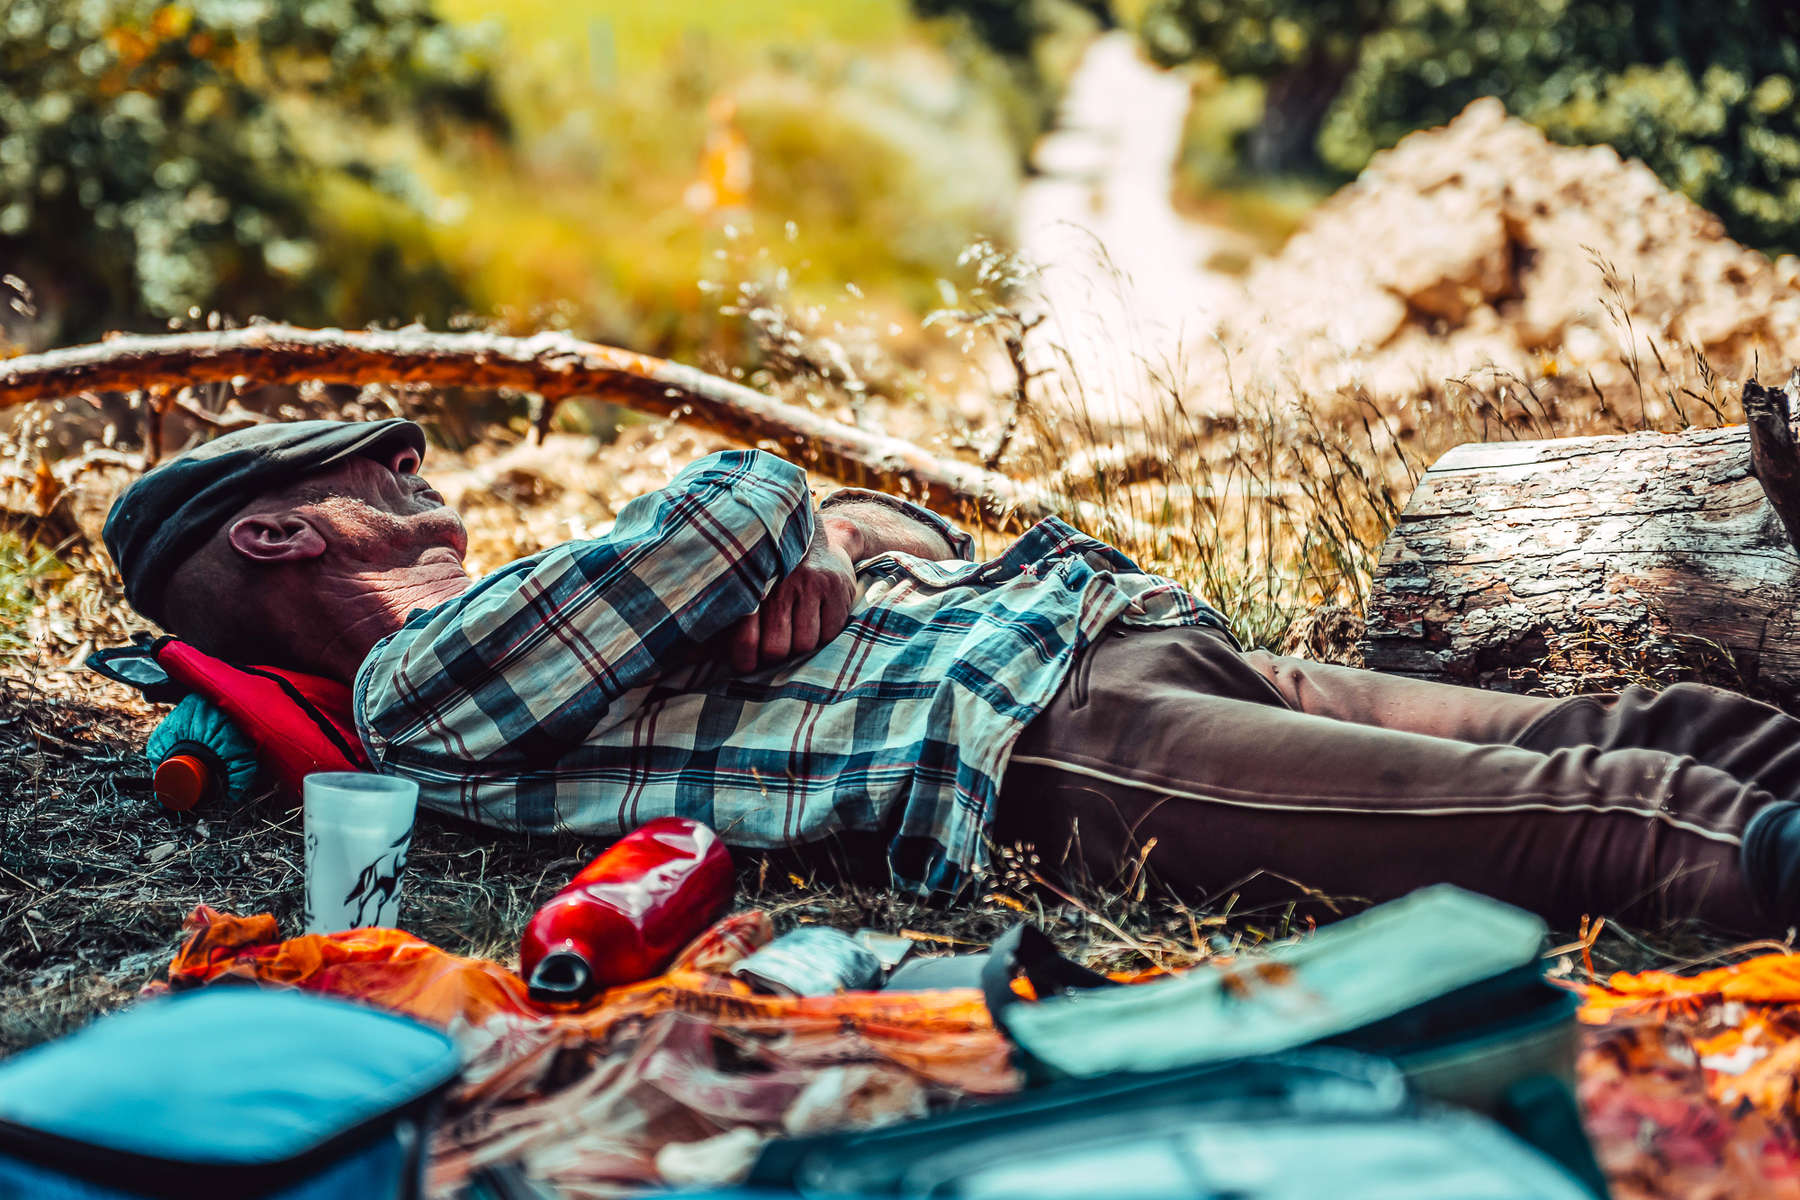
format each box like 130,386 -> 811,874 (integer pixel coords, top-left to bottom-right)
157,906 -> 1016,1198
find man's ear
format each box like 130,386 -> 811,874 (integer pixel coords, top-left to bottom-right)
226,512 -> 328,563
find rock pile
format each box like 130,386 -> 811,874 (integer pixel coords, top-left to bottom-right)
1224,97 -> 1800,404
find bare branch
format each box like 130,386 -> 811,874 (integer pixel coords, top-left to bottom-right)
0,325 -> 1054,529
171,394 -> 271,432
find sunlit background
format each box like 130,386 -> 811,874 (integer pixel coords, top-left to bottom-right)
6,0 -> 1795,360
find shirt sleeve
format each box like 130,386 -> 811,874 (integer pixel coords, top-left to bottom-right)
359,449 -> 814,761
816,487 -> 976,561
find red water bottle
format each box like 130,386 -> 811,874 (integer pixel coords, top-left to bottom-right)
521,817 -> 734,1004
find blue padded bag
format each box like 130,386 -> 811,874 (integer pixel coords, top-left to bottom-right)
748,1051 -> 1598,1199
0,988 -> 460,1200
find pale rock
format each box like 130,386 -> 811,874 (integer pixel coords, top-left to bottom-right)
1222,96 -> 1800,407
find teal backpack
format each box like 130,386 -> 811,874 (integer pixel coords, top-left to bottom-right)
751,1049 -> 1601,1199
986,885 -> 1581,1109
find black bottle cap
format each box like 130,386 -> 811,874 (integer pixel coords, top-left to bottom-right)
527,951 -> 595,1004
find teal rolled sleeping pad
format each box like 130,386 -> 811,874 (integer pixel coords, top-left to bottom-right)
144,694 -> 261,811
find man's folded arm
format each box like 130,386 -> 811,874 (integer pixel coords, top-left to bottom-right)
718,488 -> 972,671
550,448 -> 816,665
365,449 -> 815,735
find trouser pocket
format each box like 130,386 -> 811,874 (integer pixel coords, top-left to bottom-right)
1066,627 -> 1129,710
1067,643 -> 1095,710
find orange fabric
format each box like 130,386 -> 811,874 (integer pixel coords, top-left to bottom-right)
1581,955 -> 1800,1017
1577,951 -> 1800,1200
159,906 -> 1016,1196
163,906 -> 1011,1091
166,905 -> 539,1025
1580,953 -> 1800,1116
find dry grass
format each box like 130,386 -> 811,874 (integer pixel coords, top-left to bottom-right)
919,244 -> 1746,660
0,644 -> 1764,1059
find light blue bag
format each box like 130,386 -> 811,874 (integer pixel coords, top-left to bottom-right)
750,1050 -> 1599,1199
0,988 -> 460,1200
985,885 -> 1581,1111
973,886 -> 1605,1195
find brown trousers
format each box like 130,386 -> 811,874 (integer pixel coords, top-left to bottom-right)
997,625 -> 1800,930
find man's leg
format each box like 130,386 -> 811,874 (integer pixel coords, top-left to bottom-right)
1239,649 -> 1800,802
1214,649 -> 1800,923
997,626 -> 1779,930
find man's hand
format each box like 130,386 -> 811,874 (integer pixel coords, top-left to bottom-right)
728,518 -> 856,672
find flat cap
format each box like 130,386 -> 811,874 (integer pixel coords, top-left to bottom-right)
103,418 -> 427,627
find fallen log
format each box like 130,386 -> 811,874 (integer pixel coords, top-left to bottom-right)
1361,418 -> 1800,704
0,325 -> 1053,529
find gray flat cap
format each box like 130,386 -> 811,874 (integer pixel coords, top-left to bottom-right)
102,419 -> 426,627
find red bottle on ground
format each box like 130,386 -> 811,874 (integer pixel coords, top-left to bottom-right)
520,817 -> 734,1004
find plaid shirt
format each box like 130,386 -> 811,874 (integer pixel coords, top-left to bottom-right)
355,450 -> 1227,894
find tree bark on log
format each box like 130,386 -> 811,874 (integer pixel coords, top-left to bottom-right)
1360,424 -> 1800,704
0,325 -> 1054,529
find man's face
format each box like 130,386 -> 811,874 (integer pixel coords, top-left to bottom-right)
283,444 -> 469,569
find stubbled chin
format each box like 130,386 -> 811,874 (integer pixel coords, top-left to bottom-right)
415,510 -> 469,559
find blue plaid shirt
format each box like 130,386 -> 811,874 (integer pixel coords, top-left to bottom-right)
355,450 -> 1227,894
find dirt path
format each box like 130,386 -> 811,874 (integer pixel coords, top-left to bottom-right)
1016,31 -> 1246,423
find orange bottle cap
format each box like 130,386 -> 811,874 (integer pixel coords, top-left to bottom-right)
155,754 -> 210,813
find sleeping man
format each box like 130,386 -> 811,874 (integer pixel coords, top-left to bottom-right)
103,417 -> 1800,930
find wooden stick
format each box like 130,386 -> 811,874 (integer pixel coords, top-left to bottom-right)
0,325 -> 1055,528
1745,378 -> 1800,556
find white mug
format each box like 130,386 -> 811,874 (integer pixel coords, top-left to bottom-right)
303,772 -> 419,934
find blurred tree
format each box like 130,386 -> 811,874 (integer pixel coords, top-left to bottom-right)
910,0 -> 1112,58
0,0 -> 508,348
907,0 -> 1113,155
1140,0 -> 1800,252
1141,0 -> 1385,173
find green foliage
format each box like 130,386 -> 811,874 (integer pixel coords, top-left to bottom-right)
0,0 -> 507,344
733,71 -> 1017,303
907,0 -> 1113,152
417,29 -> 1024,361
910,0 -> 1112,57
437,0 -> 910,67
1142,0 -> 1383,75
0,534 -> 63,652
1141,0 -> 1800,252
